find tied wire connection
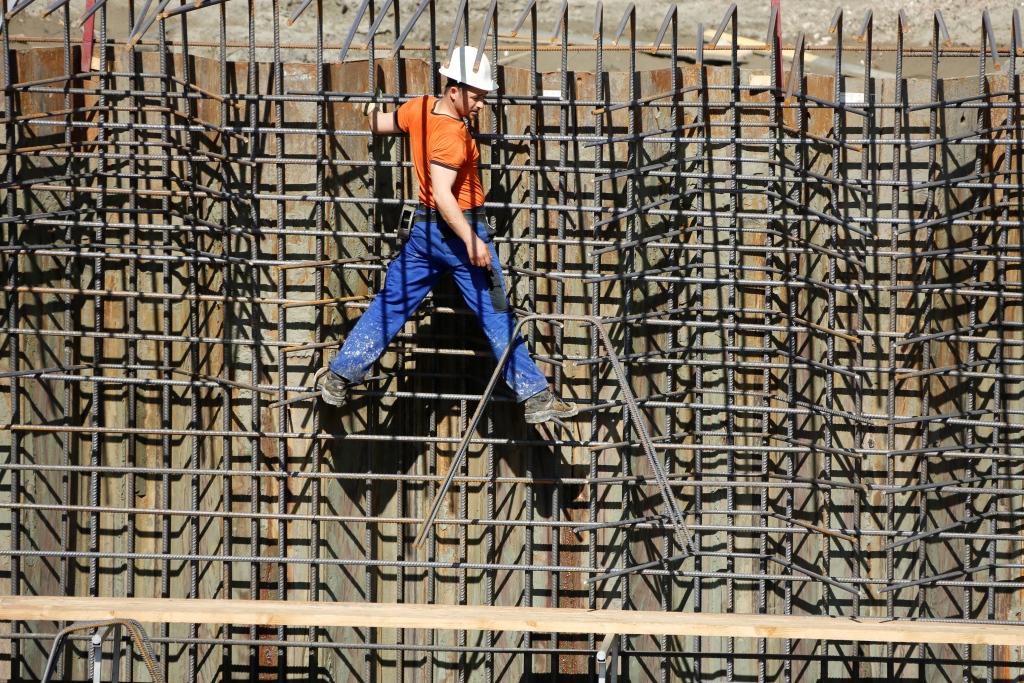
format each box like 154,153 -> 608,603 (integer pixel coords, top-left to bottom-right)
2,2 -> 1024,682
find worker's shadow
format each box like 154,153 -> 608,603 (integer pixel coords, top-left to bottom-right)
320,282 -> 579,532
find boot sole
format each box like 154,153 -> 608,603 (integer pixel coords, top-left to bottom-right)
525,406 -> 578,424
315,368 -> 347,407
320,391 -> 347,407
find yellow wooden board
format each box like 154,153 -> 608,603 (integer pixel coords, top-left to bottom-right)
2,596 -> 1023,647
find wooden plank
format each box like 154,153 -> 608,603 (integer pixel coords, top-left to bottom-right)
3,597 -> 1024,647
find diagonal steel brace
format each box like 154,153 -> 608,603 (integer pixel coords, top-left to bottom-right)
412,314 -> 695,555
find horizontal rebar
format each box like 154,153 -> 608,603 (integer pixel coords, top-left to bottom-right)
4,2 -> 1024,680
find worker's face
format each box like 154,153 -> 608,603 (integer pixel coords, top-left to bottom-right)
451,85 -> 489,120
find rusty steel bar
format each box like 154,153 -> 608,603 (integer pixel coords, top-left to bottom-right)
3,2 -> 1024,682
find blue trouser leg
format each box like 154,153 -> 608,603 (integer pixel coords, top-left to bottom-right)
444,223 -> 549,402
328,223 -> 443,382
329,217 -> 549,402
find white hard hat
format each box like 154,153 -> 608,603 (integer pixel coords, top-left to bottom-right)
439,45 -> 496,92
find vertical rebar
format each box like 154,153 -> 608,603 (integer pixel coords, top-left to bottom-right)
885,12 -> 905,682
245,1 -> 262,676
309,0 -> 326,676
693,23 -> 708,683
760,7 -> 784,681
589,6 -> 605,679
2,4 -> 20,680
216,2 -> 234,680
1,5 -> 1024,680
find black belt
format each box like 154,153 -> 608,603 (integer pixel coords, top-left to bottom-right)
414,205 -> 487,239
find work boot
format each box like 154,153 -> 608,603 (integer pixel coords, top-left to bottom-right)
319,371 -> 350,407
523,389 -> 578,424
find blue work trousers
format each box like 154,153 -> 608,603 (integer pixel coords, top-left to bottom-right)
328,217 -> 549,402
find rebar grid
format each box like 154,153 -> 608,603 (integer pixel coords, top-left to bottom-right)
2,1 -> 1024,681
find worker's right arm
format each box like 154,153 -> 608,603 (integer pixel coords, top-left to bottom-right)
430,164 -> 491,269
366,108 -> 402,135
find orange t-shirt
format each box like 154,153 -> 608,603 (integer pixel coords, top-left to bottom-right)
395,95 -> 484,210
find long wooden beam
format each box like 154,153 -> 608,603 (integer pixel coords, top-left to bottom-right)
3,596 -> 1023,647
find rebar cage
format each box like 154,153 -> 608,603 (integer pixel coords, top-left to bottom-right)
2,1 -> 1024,681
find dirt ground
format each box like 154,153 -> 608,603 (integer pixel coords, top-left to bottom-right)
4,0 -> 1020,76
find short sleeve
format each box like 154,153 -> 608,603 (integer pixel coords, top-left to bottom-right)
395,97 -> 419,133
429,126 -> 467,171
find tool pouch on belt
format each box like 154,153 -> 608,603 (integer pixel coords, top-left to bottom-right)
397,205 -> 416,245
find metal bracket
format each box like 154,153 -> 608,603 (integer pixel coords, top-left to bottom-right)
596,632 -> 621,683
42,618 -> 164,683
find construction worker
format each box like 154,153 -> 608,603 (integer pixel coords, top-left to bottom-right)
320,45 -> 577,425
